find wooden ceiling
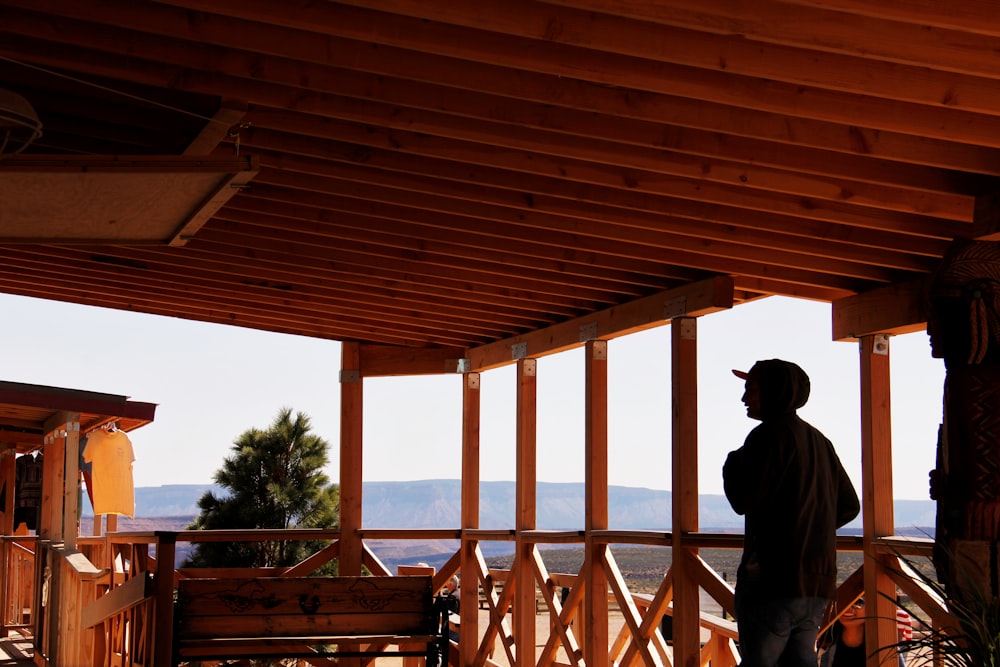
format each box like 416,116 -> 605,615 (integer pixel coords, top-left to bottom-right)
0,1 -> 997,368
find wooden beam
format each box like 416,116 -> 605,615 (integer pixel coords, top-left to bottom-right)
359,344 -> 469,377
832,277 -> 930,340
183,98 -> 248,156
468,276 -> 734,371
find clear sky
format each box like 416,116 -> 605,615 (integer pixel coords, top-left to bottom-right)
0,291 -> 944,500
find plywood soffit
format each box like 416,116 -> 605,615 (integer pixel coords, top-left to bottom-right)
0,155 -> 258,245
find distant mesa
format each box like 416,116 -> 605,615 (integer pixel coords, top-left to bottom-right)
82,480 -> 934,534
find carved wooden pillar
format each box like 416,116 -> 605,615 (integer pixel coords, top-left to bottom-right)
927,239 -> 1000,601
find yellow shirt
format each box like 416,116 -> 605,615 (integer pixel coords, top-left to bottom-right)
83,429 -> 135,517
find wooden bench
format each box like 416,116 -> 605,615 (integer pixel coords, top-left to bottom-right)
173,575 -> 452,666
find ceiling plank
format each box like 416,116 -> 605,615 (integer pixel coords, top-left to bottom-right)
239,103 -> 974,222
9,3 -> 1000,165
242,146 -> 952,262
236,125 -> 966,240
779,0 -> 1000,35
535,0 -> 1000,72
10,1 -> 979,206
0,250 -> 499,344
246,166 -> 943,275
165,240 -> 591,319
233,184 -> 917,285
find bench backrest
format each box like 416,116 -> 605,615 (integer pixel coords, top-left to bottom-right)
175,575 -> 436,640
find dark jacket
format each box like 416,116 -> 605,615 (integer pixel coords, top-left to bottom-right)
723,359 -> 860,599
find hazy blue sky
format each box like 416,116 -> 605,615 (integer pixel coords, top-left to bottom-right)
0,292 -> 943,500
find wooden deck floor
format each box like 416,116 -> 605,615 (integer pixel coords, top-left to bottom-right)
0,632 -> 33,666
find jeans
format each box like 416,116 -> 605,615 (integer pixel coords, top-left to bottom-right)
734,589 -> 829,667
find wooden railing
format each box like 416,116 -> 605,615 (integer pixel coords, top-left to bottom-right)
0,536 -> 35,633
2,528 -> 939,667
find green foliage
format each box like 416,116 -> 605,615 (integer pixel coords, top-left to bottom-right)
183,408 -> 340,572
888,551 -> 1000,667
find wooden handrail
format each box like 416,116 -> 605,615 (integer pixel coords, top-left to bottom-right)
81,570 -> 152,629
5,526 -> 949,667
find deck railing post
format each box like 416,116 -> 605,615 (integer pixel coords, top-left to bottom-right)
671,317 -> 701,667
152,531 -> 176,667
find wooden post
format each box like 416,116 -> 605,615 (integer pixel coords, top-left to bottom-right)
460,371 -> 481,667
515,357 -> 537,666
40,427 -> 65,542
859,334 -> 897,665
152,532 -> 177,667
671,317 -> 700,667
399,563 -> 437,667
59,416 -> 80,550
340,341 -> 364,577
584,340 -> 609,667
0,447 -> 13,535
0,446 -> 14,635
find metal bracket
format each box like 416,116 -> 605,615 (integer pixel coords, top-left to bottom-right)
511,342 -> 528,360
591,340 -> 608,360
339,369 -> 361,383
467,372 -> 481,389
664,296 -> 687,320
448,358 -> 471,373
522,358 -> 537,376
579,322 -> 598,342
873,333 -> 890,356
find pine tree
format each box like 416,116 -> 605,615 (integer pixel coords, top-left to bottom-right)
183,408 -> 340,570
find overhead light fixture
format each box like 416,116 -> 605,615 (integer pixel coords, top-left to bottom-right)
0,88 -> 42,157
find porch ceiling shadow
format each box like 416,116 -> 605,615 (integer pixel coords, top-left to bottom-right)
0,1 -> 998,353
0,380 -> 157,453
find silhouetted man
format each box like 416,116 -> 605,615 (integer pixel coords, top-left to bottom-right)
724,359 -> 860,667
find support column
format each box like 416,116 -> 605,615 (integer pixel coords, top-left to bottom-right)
0,445 -> 15,636
40,417 -> 70,542
514,357 -> 537,667
671,318 -> 700,667
339,342 -> 364,576
460,371 -> 481,667
49,414 -> 81,550
1,446 -> 14,535
37,410 -> 79,665
584,340 -> 609,667
859,334 -> 896,664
